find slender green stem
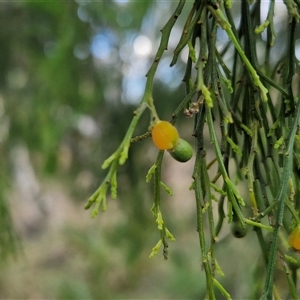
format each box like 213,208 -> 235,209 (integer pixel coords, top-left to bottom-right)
206,106 -> 245,228
215,188 -> 226,237
284,198 -> 300,224
208,6 -> 268,102
247,120 -> 259,216
213,278 -> 232,300
260,99 -> 300,300
194,153 -> 216,300
153,151 -> 164,211
171,1 -> 204,66
172,89 -> 197,122
279,252 -> 298,300
146,0 -> 186,118
257,71 -> 290,99
151,151 -> 175,260
244,219 -> 273,232
200,150 -> 216,271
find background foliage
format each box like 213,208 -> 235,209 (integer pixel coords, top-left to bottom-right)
0,1 -> 299,299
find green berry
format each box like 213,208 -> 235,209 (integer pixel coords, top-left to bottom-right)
168,138 -> 193,163
230,221 -> 247,238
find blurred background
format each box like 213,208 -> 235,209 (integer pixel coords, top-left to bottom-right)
0,1 -> 295,299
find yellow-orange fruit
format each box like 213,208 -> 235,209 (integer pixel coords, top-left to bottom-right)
288,225 -> 300,251
151,121 -> 179,150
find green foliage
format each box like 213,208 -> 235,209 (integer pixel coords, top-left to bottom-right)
85,1 -> 300,299
1,1 -> 300,299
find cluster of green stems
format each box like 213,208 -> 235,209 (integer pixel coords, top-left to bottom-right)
86,0 -> 300,298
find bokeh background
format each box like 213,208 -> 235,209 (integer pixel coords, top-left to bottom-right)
0,1 -> 297,299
